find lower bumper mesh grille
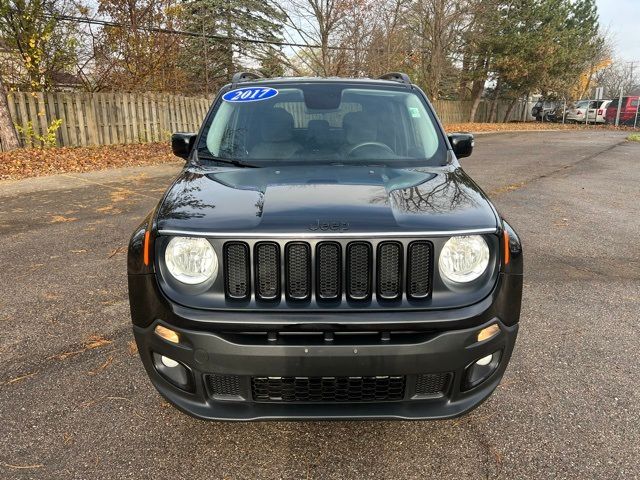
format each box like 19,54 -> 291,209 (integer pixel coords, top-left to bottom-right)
205,374 -> 241,397
415,373 -> 452,396
251,375 -> 406,402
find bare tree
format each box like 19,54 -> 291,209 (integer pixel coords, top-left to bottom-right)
405,0 -> 471,98
89,0 -> 185,92
593,61 -> 640,98
363,0 -> 411,76
280,0 -> 348,76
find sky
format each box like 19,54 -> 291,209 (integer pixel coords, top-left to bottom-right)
595,0 -> 640,61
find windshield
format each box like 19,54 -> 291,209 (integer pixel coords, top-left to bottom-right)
195,84 -> 447,168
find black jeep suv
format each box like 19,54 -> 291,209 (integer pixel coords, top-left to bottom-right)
128,72 -> 523,420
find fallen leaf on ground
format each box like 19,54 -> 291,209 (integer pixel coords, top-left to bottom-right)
50,334 -> 113,361
4,371 -> 38,385
96,205 -> 120,214
110,189 -> 134,203
50,215 -> 78,223
444,122 -> 636,133
489,182 -> 526,196
127,341 -> 138,355
0,142 -> 178,181
85,335 -> 112,350
1,462 -> 44,470
108,246 -> 126,258
88,356 -> 113,375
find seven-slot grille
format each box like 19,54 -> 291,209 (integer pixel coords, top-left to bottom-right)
223,240 -> 433,302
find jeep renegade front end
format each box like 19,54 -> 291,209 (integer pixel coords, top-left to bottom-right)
128,72 -> 523,420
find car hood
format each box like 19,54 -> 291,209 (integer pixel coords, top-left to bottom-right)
155,165 -> 498,235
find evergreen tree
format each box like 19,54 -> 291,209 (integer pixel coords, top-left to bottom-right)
179,0 -> 285,95
485,0 -> 603,115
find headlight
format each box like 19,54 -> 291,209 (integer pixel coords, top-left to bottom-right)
439,235 -> 490,283
165,237 -> 218,284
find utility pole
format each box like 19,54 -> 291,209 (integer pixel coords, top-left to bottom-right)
202,16 -> 209,97
633,61 -> 640,129
615,85 -> 623,127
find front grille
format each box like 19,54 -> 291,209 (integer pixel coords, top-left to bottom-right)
414,373 -> 452,396
286,243 -> 311,300
347,242 -> 372,299
316,242 -> 341,299
377,242 -> 402,300
255,242 -> 280,300
407,241 -> 433,299
252,376 -> 406,402
223,243 -> 250,299
222,240 -> 433,303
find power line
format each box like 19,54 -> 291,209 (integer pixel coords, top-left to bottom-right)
46,14 -> 356,51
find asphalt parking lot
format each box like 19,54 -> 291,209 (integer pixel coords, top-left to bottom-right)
1,130 -> 639,479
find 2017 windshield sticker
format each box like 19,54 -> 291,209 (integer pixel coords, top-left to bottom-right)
408,107 -> 421,118
223,87 -> 278,102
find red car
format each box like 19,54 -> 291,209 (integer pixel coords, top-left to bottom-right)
605,96 -> 640,125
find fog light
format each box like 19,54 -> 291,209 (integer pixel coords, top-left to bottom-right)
477,324 -> 500,342
463,350 -> 502,390
475,354 -> 493,366
161,355 -> 179,368
155,325 -> 180,344
152,352 -> 193,392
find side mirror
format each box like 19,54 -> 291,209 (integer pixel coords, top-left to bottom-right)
448,133 -> 474,158
171,132 -> 197,160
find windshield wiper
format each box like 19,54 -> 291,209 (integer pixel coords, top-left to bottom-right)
196,151 -> 260,168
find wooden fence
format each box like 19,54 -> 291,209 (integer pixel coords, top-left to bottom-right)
1,91 -> 529,151
432,99 -> 528,124
3,91 -> 212,150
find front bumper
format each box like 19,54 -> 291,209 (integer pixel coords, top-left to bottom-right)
129,263 -> 522,421
132,317 -> 518,421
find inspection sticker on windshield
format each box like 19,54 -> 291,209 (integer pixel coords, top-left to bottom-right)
223,87 -> 278,103
408,107 -> 421,118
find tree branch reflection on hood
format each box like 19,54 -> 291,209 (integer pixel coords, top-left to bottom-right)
386,170 -> 479,214
156,172 -> 216,220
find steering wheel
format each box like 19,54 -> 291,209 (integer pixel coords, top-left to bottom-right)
346,142 -> 395,158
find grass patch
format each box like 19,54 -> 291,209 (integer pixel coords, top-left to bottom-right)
627,133 -> 640,142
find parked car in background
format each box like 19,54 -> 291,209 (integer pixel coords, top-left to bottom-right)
531,99 -> 563,122
592,99 -> 611,124
605,96 -> 640,125
565,100 -> 607,123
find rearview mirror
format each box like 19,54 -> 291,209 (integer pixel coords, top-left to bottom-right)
448,133 -> 474,158
171,132 -> 197,160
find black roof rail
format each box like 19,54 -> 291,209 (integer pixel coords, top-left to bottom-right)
378,72 -> 411,86
231,71 -> 264,88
